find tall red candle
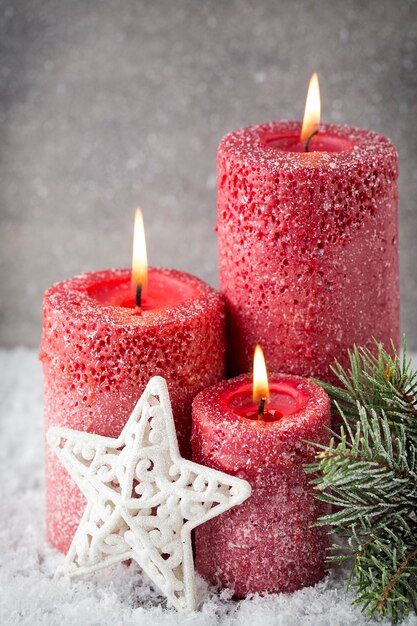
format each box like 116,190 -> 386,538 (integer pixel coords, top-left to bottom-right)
40,267 -> 225,553
217,120 -> 399,379
192,372 -> 331,596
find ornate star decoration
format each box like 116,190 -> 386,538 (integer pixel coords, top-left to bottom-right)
47,376 -> 251,612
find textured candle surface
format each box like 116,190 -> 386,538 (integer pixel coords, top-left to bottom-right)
217,121 -> 399,379
40,267 -> 225,553
192,373 -> 331,596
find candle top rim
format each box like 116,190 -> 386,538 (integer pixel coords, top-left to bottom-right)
42,267 -> 223,328
192,372 -> 330,439
219,120 -> 397,170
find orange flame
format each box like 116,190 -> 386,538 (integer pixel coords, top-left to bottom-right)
300,72 -> 321,142
131,207 -> 148,290
253,344 -> 270,403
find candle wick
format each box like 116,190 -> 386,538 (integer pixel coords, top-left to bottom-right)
135,283 -> 142,312
305,129 -> 319,153
257,396 -> 266,418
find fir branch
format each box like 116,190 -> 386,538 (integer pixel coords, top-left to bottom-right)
308,339 -> 417,622
312,338 -> 417,443
377,547 -> 417,613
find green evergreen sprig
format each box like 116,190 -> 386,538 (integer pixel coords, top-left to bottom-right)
306,339 -> 417,622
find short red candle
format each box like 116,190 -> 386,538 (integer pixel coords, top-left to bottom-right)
192,373 -> 331,596
217,121 -> 399,380
40,267 -> 225,553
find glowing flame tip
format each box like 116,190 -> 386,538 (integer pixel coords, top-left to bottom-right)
253,344 -> 269,403
300,72 -> 321,142
132,207 -> 148,288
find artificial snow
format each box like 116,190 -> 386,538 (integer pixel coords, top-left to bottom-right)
1,347 -> 417,626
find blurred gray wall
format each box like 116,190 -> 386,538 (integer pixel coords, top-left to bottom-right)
0,0 -> 416,348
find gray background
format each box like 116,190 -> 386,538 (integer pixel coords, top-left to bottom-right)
0,0 -> 416,348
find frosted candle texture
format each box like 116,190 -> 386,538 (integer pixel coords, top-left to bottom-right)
192,374 -> 331,596
217,121 -> 399,379
40,268 -> 225,553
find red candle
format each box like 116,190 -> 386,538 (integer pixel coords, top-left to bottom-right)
217,74 -> 399,380
40,211 -> 226,554
192,346 -> 330,596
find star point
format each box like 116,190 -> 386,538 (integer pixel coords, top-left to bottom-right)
48,376 -> 251,612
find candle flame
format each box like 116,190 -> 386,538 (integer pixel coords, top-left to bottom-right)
253,344 -> 270,403
131,207 -> 148,290
300,72 -> 321,142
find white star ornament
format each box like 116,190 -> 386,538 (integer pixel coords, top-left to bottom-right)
47,376 -> 251,612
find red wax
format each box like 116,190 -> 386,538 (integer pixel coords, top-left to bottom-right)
40,267 -> 225,553
229,382 -> 308,422
192,374 -> 331,596
217,121 -> 399,380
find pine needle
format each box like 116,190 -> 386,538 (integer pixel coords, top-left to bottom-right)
308,337 -> 417,622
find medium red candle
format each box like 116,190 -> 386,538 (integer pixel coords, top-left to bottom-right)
217,74 -> 399,380
40,210 -> 226,554
192,346 -> 330,596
